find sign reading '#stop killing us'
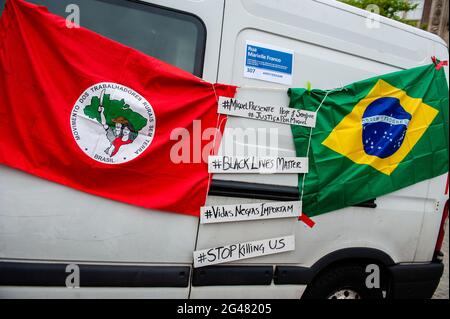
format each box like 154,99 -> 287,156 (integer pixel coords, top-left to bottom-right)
218,96 -> 316,128
208,156 -> 308,174
193,235 -> 295,268
200,201 -> 301,224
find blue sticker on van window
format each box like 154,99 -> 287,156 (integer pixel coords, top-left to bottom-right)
244,41 -> 294,85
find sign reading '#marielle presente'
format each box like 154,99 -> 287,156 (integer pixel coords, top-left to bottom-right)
218,96 -> 316,127
208,156 -> 308,173
200,201 -> 301,224
193,235 -> 295,268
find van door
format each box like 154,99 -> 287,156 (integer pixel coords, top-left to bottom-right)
0,0 -> 223,299
192,0 -> 446,299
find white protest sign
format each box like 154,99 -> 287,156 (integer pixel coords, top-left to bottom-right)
193,235 -> 295,268
208,155 -> 308,174
200,201 -> 301,224
218,96 -> 316,128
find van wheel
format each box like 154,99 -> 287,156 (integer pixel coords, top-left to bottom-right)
302,264 -> 384,299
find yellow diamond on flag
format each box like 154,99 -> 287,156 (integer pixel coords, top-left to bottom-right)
322,79 -> 439,175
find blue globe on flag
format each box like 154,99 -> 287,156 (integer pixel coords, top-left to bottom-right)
362,97 -> 412,158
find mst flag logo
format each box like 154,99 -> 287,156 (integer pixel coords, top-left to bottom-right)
71,82 -> 156,164
322,79 -> 439,175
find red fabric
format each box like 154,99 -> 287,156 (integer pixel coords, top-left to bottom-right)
111,138 -> 133,157
445,174 -> 449,195
0,0 -> 236,216
298,214 -> 315,228
436,61 -> 448,71
431,56 -> 448,71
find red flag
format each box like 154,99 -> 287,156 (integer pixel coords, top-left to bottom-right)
0,0 -> 236,216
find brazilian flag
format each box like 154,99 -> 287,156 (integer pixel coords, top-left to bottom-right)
289,63 -> 449,217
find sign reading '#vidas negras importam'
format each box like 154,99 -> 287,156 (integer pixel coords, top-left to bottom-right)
193,235 -> 295,268
200,201 -> 301,224
218,96 -> 316,127
208,155 -> 308,173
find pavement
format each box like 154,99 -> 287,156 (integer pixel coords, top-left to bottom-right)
433,222 -> 449,299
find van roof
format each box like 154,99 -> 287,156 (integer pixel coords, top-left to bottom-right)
320,0 -> 447,47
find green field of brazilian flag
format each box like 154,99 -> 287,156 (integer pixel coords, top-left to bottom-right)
289,63 -> 449,217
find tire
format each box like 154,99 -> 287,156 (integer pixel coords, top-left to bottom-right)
302,264 -> 384,299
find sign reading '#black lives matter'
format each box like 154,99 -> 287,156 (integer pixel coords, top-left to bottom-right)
208,155 -> 308,174
193,235 -> 295,268
200,201 -> 301,224
218,96 -> 317,127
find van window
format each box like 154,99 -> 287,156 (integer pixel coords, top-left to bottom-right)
0,0 -> 205,76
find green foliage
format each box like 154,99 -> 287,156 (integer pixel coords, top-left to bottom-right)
341,0 -> 419,23
420,22 -> 429,30
84,94 -> 147,132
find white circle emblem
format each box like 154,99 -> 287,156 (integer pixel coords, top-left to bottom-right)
70,82 -> 156,164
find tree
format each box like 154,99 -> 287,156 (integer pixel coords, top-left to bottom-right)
341,0 -> 419,24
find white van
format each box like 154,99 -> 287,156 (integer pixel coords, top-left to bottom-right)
0,0 -> 448,299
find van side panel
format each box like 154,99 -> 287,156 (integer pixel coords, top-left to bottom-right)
198,0 -> 448,268
0,166 -> 198,263
0,0 -> 225,298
